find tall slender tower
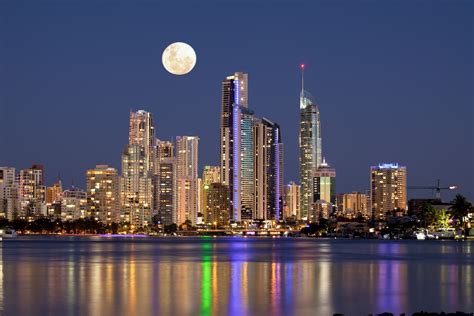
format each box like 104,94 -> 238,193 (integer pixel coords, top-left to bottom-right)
121,110 -> 155,228
176,136 -> 199,225
253,118 -> 284,221
220,72 -> 248,188
299,65 -> 322,219
220,72 -> 249,222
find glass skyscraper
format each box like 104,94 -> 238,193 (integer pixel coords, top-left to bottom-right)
299,66 -> 322,219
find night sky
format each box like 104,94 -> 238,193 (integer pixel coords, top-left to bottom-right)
1,1 -> 472,201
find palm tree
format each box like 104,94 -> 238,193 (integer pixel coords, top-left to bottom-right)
450,195 -> 472,236
435,209 -> 451,229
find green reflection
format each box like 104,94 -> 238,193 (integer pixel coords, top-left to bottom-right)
200,241 -> 212,316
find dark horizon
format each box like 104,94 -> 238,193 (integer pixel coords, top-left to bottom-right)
1,1 -> 472,201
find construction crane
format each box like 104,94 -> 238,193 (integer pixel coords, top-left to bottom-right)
408,179 -> 458,200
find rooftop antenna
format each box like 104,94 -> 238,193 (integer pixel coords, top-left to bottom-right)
300,63 -> 305,93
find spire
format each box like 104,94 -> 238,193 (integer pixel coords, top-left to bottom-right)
300,63 -> 305,93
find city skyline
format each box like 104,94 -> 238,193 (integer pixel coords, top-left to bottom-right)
1,2 -> 472,201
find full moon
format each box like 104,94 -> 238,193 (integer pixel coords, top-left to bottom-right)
162,42 -> 196,75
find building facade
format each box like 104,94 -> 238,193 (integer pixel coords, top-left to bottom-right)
204,183 -> 230,227
299,66 -> 322,220
87,165 -> 119,224
370,163 -> 407,219
284,181 -> 300,220
176,136 -> 199,225
121,110 -> 155,228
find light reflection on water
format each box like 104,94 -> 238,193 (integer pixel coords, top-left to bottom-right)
1,237 -> 473,316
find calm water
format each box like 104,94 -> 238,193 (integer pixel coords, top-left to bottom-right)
0,237 -> 472,316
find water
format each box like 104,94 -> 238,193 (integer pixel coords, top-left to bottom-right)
0,237 -> 472,316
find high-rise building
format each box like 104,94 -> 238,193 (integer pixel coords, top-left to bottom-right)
299,65 -> 322,220
62,187 -> 87,221
337,192 -> 369,219
121,110 -> 155,228
253,118 -> 284,220
46,181 -> 63,204
312,159 -> 336,205
220,72 -> 248,188
18,164 -> 46,219
202,166 -> 221,185
204,183 -> 230,227
128,110 -> 155,173
370,163 -> 407,219
0,167 -> 18,220
176,136 -> 199,225
232,104 -> 255,222
202,166 -> 222,222
87,165 -> 120,224
311,159 -> 336,221
157,157 -> 176,225
284,181 -> 300,220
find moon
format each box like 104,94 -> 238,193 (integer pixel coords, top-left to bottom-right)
162,42 -> 197,75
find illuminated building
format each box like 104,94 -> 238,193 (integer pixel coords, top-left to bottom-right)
220,72 -> 248,188
0,167 -> 18,220
204,183 -> 230,226
202,166 -> 221,220
86,165 -> 119,223
46,181 -> 63,204
311,159 -> 336,221
253,118 -> 283,220
284,181 -> 300,220
61,187 -> 87,221
370,163 -> 407,219
121,110 -> 155,227
312,159 -> 336,204
299,65 -> 322,220
176,136 -> 199,225
202,166 -> 220,185
232,104 -> 255,222
128,110 -> 155,173
336,192 -> 369,219
18,164 -> 46,220
309,200 -> 330,223
157,157 -> 176,225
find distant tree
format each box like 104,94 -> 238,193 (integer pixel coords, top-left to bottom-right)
435,209 -> 451,229
450,195 -> 471,227
420,203 -> 437,228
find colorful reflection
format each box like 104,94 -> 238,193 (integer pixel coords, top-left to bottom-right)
0,238 -> 473,315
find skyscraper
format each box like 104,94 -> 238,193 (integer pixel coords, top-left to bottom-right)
299,65 -> 322,220
202,166 -> 221,185
284,181 -> 300,220
121,110 -> 155,228
18,164 -> 46,219
370,163 -> 407,219
157,158 -> 176,225
176,136 -> 199,225
87,165 -> 120,223
312,159 -> 336,205
204,183 -> 230,227
220,72 -> 248,216
232,104 -> 255,222
128,110 -> 155,173
253,118 -> 284,220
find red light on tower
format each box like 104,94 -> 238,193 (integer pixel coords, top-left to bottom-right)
300,63 -> 305,69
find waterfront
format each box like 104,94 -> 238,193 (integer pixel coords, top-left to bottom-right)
0,237 -> 472,315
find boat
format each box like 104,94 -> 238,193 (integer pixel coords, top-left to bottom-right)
0,227 -> 18,238
415,230 -> 426,240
